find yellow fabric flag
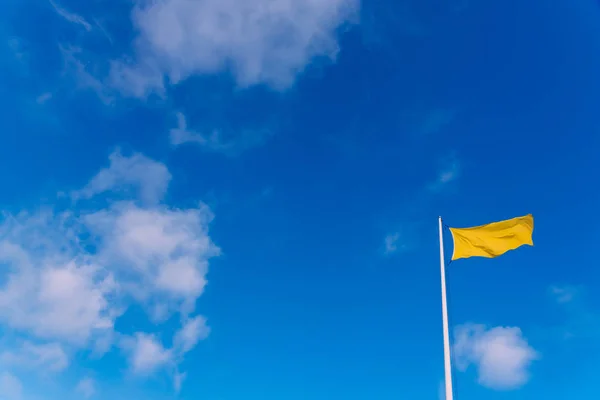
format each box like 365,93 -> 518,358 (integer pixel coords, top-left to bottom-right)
449,214 -> 534,261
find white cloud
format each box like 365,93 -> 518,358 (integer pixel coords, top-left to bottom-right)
60,46 -> 113,104
92,18 -> 115,44
111,0 -> 359,97
0,372 -> 22,400
429,155 -> 459,192
121,315 -> 210,379
0,151 -> 218,391
36,92 -> 53,105
173,370 -> 186,393
122,315 -> 210,378
84,202 -> 219,314
73,150 -> 172,205
383,232 -> 400,255
1,341 -> 69,373
549,284 -> 599,339
126,333 -> 172,375
549,285 -> 579,304
49,0 -> 92,31
119,315 -> 210,385
109,60 -> 165,99
174,316 -> 210,354
169,113 -> 208,147
383,228 -> 413,256
6,37 -> 24,59
75,377 -> 95,398
170,112 -> 271,155
453,324 -> 538,390
0,217 -> 117,346
437,164 -> 459,185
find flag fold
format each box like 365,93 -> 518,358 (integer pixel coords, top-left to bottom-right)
449,214 -> 534,261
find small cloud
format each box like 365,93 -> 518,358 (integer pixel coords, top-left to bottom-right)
60,46 -> 112,104
429,155 -> 459,192
72,150 -> 172,205
383,232 -> 402,255
549,284 -> 599,339
108,60 -> 165,100
49,0 -> 92,31
124,333 -> 172,376
170,112 -> 271,156
36,92 -> 53,105
0,372 -> 22,400
121,316 -> 208,388
549,285 -> 580,304
6,37 -> 28,64
169,113 -> 210,147
1,341 -> 69,373
453,324 -> 538,390
75,378 -> 95,398
93,19 -> 114,44
438,163 -> 459,184
173,316 -> 210,355
173,371 -> 187,393
261,187 -> 274,198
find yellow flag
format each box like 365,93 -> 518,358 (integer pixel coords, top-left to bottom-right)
449,214 -> 534,261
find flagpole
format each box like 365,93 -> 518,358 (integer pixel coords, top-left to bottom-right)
438,216 -> 454,400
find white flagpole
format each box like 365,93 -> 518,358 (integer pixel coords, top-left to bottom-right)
438,216 -> 454,400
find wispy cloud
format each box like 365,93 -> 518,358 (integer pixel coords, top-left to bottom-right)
453,323 -> 539,390
110,0 -> 360,97
60,46 -> 113,104
75,377 -> 95,399
428,154 -> 460,192
123,333 -> 173,376
35,92 -> 53,105
1,341 -> 69,373
92,18 -> 113,44
549,284 -> 600,339
383,232 -> 407,256
383,232 -> 400,255
49,0 -> 92,31
122,316 -> 209,377
0,372 -> 22,400
170,112 -> 272,156
6,37 -> 28,64
0,235 -> 116,346
173,371 -> 186,393
0,150 -> 219,391
173,316 -> 210,355
377,157 -> 458,255
549,285 -> 580,304
72,150 -> 172,205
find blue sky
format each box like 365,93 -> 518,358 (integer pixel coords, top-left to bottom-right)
1,0 -> 600,399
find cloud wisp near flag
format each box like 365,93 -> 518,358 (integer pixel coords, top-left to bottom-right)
449,214 -> 534,261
